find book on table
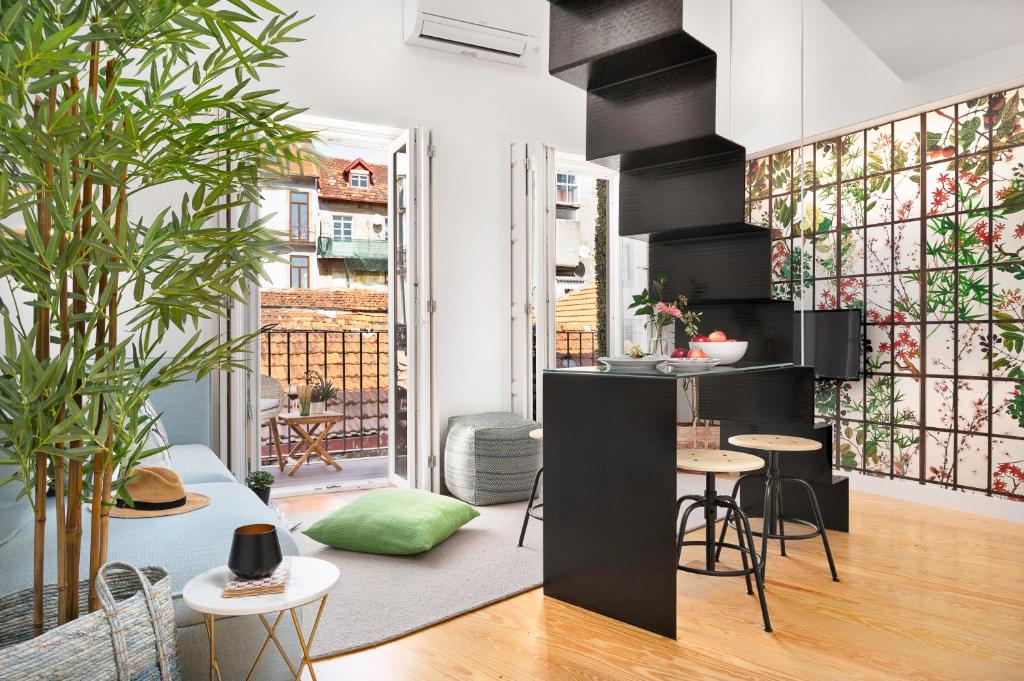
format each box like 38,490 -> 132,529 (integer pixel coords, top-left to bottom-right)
223,557 -> 292,598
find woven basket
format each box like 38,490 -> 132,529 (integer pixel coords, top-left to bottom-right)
0,562 -> 180,681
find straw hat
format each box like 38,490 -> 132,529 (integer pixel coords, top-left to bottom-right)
108,467 -> 210,518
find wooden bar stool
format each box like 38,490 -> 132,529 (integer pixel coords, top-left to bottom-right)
676,449 -> 772,632
716,434 -> 839,582
518,428 -> 544,547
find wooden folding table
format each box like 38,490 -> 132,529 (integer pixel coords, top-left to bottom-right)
277,411 -> 344,476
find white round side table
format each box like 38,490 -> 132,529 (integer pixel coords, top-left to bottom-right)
183,556 -> 340,681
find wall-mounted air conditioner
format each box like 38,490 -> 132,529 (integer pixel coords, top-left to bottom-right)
404,0 -> 541,67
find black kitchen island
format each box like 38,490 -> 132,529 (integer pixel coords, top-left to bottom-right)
542,362 -> 814,639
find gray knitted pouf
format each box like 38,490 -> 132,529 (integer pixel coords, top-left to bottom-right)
444,412 -> 541,506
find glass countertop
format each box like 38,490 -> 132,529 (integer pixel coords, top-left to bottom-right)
544,361 -> 795,380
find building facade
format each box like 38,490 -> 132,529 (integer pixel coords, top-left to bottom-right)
261,155 -> 389,291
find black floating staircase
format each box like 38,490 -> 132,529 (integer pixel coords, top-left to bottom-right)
547,0 -> 847,530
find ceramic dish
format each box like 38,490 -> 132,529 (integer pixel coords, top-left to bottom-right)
598,355 -> 668,371
662,357 -> 722,371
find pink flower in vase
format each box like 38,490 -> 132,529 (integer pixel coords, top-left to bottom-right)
656,301 -> 683,319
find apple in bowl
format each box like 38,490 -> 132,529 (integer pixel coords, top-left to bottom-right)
689,332 -> 748,365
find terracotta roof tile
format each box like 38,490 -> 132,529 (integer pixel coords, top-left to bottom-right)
555,282 -> 599,332
262,288 -> 387,313
317,155 -> 388,205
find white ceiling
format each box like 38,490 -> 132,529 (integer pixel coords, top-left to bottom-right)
822,0 -> 1024,80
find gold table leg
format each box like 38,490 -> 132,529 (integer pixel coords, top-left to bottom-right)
203,613 -> 223,681
290,595 -> 329,681
247,611 -> 298,681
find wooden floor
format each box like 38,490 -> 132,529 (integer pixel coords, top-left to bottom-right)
281,491 -> 1024,681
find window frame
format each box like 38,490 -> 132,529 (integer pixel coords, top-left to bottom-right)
289,190 -> 309,241
289,254 -> 310,288
349,171 -> 369,189
332,214 -> 354,241
556,172 -> 578,205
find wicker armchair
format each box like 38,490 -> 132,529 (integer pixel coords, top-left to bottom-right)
260,374 -> 287,471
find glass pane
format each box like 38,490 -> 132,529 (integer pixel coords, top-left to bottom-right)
549,168 -> 608,370
391,144 -> 410,482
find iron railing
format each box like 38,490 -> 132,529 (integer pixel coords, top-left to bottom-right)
555,330 -> 598,367
316,237 -> 388,260
261,329 -> 388,467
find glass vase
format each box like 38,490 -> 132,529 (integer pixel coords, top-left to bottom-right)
647,321 -> 672,357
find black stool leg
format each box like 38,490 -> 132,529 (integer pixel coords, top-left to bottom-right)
676,500 -> 702,563
729,498 -> 772,633
787,477 -> 840,582
703,473 -> 717,571
517,467 -> 543,547
722,497 -> 753,595
714,471 -> 764,561
774,454 -> 787,557
759,473 -> 774,581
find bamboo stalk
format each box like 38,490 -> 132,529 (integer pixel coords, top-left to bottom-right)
31,86 -> 54,637
89,58 -> 115,610
54,70 -> 88,624
98,61 -> 121,573
97,166 -> 124,571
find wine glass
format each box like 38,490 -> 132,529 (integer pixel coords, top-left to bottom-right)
287,383 -> 299,412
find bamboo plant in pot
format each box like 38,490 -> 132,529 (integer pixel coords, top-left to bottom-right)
0,0 -> 314,638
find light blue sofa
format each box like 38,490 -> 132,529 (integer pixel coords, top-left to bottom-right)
0,377 -> 302,680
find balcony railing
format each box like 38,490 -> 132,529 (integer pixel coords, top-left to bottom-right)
317,237 -> 388,260
261,329 -> 388,467
555,330 -> 598,367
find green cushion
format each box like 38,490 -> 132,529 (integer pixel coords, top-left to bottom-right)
301,488 -> 479,555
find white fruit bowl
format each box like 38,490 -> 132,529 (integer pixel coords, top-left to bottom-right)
688,340 -> 748,365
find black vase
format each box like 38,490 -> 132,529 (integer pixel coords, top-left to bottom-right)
228,523 -> 282,579
249,485 -> 271,505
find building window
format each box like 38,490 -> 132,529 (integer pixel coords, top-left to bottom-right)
350,172 -> 369,189
333,215 -> 353,241
290,255 -> 309,288
556,173 -> 578,204
383,217 -> 389,241
289,191 -> 309,241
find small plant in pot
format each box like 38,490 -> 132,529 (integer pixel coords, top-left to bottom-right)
307,371 -> 338,414
246,471 -> 275,505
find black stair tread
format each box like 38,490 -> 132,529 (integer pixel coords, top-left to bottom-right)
591,135 -> 744,172
586,54 -> 719,161
552,30 -> 715,92
549,0 -> 687,86
646,223 -> 768,242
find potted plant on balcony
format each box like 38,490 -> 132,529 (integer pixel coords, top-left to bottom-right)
310,379 -> 338,414
246,471 -> 276,505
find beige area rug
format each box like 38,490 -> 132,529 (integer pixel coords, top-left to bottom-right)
290,472 -> 709,658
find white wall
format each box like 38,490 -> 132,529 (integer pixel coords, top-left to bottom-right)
265,0 -> 585,466
685,0 -> 1024,155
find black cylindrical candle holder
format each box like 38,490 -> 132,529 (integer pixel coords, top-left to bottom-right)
228,523 -> 283,579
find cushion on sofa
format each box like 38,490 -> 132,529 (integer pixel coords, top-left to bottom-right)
302,488 -> 479,555
167,444 -> 236,484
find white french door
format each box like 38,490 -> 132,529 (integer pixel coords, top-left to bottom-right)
509,145 -> 619,422
387,128 -> 433,489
